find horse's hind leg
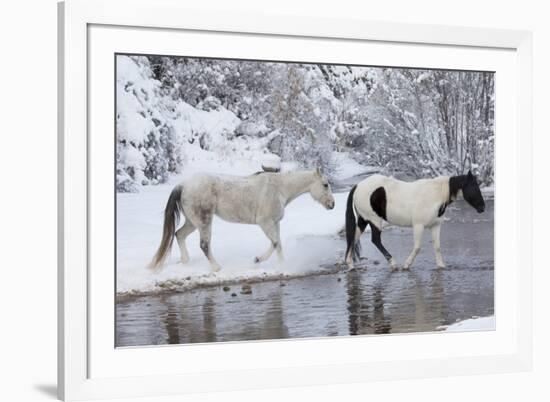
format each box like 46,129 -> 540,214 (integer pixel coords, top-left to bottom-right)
345,215 -> 368,268
255,221 -> 282,263
198,222 -> 222,272
403,224 -> 424,270
355,215 -> 368,250
254,243 -> 275,264
185,201 -> 221,272
369,221 -> 398,271
175,219 -> 195,264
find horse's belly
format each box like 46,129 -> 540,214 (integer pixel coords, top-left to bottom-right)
215,205 -> 256,224
386,210 -> 413,227
385,200 -> 414,227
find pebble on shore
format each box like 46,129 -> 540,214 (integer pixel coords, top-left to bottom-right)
240,284 -> 252,294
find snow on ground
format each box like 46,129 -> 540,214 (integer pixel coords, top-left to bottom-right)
481,185 -> 495,199
117,174 -> 350,297
437,316 -> 495,332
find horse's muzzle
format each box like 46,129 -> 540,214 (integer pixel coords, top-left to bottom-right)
477,205 -> 485,213
326,200 -> 335,210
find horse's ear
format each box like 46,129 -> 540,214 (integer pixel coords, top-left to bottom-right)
467,169 -> 473,178
316,167 -> 321,176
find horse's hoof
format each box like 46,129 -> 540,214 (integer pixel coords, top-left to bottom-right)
211,265 -> 221,273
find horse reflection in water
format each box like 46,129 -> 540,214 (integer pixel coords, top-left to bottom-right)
346,270 -> 392,335
161,293 -> 218,344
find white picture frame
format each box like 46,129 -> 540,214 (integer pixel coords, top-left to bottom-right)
58,0 -> 533,400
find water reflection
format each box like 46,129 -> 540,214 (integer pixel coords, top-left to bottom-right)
258,288 -> 288,339
116,200 -> 494,347
345,270 -> 392,335
372,285 -> 391,334
162,299 -> 180,344
346,270 -> 368,335
202,295 -> 217,343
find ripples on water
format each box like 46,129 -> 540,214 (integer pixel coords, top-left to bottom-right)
116,200 -> 494,347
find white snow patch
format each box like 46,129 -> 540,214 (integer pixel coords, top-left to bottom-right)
481,186 -> 494,199
437,316 -> 495,332
331,152 -> 379,180
261,154 -> 281,171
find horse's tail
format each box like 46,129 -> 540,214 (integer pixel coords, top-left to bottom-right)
149,184 -> 184,270
345,185 -> 361,264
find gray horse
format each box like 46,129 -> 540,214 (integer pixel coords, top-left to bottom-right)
149,169 -> 335,272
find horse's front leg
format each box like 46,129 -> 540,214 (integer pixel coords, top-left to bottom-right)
403,224 -> 424,270
369,221 -> 398,271
431,223 -> 445,268
255,220 -> 282,264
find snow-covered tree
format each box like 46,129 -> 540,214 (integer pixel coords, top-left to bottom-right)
116,55 -> 495,192
116,56 -> 183,191
361,68 -> 494,183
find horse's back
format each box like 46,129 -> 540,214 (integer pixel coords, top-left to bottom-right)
182,172 -> 259,189
179,172 -> 275,224
355,174 -> 406,200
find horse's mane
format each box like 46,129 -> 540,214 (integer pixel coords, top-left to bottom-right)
252,170 -> 280,176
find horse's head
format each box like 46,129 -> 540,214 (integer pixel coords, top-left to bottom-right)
462,170 -> 485,213
310,168 -> 335,210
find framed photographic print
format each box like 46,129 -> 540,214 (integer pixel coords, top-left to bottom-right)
58,0 -> 533,400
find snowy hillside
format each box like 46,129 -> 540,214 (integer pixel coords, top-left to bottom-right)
116,55 -> 495,192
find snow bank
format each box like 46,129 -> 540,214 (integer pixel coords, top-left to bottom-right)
437,316 -> 495,332
261,154 -> 281,172
331,151 -> 379,180
117,186 -> 349,297
481,186 -> 495,199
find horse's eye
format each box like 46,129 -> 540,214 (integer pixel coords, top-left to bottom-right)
323,183 -> 329,188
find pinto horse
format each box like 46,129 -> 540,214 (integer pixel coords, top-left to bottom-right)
149,169 -> 335,272
345,170 -> 485,270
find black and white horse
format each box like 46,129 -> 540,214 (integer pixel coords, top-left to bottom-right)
345,171 -> 485,270
150,169 -> 335,272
